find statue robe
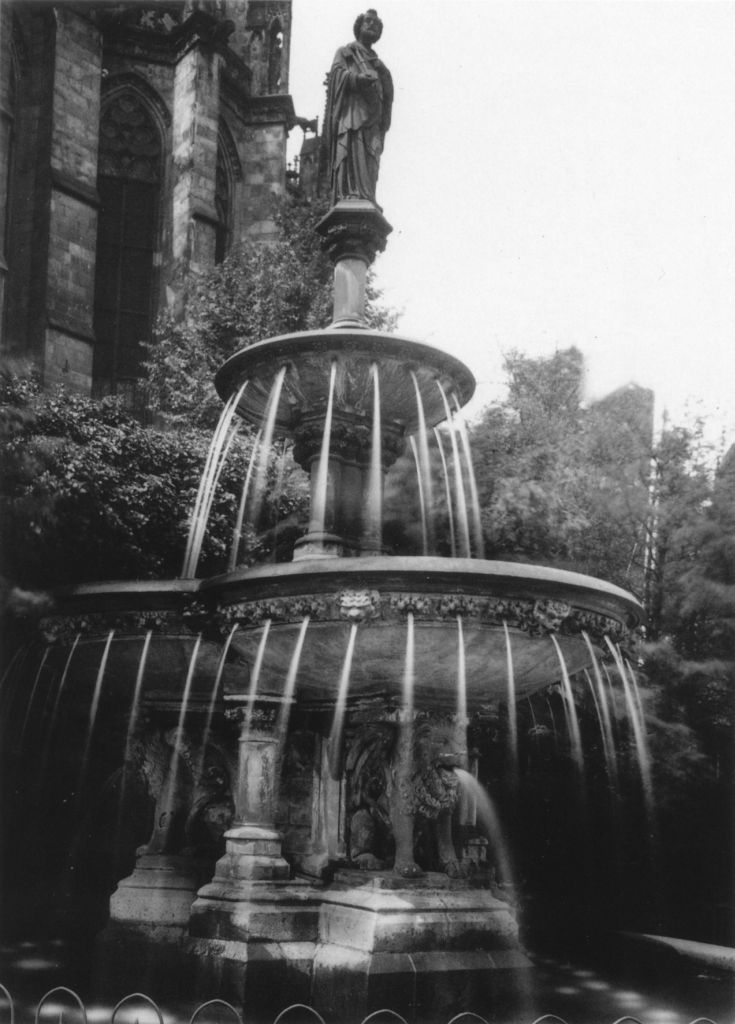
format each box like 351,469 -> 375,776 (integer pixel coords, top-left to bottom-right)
326,39 -> 393,205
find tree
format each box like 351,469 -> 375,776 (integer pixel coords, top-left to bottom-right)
469,349 -> 653,592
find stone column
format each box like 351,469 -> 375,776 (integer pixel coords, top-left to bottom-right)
211,697 -> 290,882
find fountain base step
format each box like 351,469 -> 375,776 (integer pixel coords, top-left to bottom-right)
108,853 -> 202,934
187,879 -> 323,1017
312,880 -> 532,1023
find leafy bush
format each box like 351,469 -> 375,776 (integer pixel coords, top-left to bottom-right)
0,371 -> 308,591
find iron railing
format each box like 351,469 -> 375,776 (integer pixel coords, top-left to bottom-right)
0,985 -> 723,1024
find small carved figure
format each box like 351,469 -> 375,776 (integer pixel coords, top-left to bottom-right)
349,772 -> 392,870
325,10 -> 393,206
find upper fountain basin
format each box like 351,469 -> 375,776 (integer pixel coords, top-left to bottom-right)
214,329 -> 476,435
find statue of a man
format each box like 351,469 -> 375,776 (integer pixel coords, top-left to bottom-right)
326,10 -> 393,207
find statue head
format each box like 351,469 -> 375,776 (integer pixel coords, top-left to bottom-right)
354,9 -> 383,44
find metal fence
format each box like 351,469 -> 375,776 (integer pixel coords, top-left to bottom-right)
0,985 -> 723,1024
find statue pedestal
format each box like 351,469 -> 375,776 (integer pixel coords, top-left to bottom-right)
311,872 -> 532,1024
316,200 -> 392,327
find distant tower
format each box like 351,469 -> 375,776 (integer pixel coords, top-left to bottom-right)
0,0 -> 294,405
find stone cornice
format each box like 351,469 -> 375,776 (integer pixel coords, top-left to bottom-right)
51,167 -> 100,209
192,201 -> 220,229
47,315 -> 96,345
242,93 -> 296,127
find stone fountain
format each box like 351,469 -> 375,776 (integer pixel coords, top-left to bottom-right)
3,12 -> 643,1024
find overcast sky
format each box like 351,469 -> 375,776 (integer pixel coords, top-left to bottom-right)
287,1 -> 735,445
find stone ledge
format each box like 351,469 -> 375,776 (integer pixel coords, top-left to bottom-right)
51,167 -> 100,208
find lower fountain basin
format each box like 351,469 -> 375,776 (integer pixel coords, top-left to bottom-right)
199,556 -> 643,707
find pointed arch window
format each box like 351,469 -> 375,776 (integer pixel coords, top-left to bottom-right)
93,89 -> 163,400
215,121 -> 240,265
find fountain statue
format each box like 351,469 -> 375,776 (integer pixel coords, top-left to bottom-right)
1,13 -> 644,1024
326,8 -> 393,206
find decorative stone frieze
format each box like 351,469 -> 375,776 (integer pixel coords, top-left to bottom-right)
40,584 -> 629,647
207,590 -> 627,643
39,607 -> 189,643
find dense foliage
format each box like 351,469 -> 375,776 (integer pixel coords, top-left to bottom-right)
469,348 -> 654,591
0,370 -> 308,598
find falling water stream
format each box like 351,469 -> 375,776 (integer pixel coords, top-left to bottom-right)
409,435 -> 429,555
364,363 -> 382,551
242,366 -> 287,553
503,622 -> 519,782
551,634 -> 585,779
115,629 -> 153,874
311,361 -> 337,537
0,646 -> 29,715
545,696 -> 559,746
452,395 -> 485,559
437,382 -> 471,557
327,622 -> 358,779
76,630 -> 115,806
240,619 -> 272,747
605,637 -> 655,820
274,616 -> 311,795
229,428 -> 262,571
410,370 -> 435,553
454,768 -> 515,891
18,647 -> 50,750
29,635 -> 82,803
159,634 -> 203,839
583,633 -> 619,788
433,425 -> 457,557
456,615 -> 467,725
183,381 -> 249,578
198,624 -> 240,769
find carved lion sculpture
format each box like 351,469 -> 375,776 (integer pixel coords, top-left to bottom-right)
133,727 -> 234,860
348,718 -> 467,878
